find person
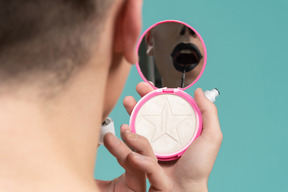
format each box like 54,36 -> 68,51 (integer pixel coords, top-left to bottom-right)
141,22 -> 205,88
0,0 -> 222,192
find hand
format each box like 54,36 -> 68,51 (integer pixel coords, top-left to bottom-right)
96,124 -> 172,192
122,82 -> 223,192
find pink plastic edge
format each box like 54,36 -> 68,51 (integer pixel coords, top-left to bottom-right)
136,19 -> 207,91
129,89 -> 203,161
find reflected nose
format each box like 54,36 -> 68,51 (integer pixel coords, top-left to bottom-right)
180,26 -> 196,37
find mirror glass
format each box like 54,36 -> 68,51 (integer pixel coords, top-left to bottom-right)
137,20 -> 206,89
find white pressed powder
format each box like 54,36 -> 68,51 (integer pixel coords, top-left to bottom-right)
135,94 -> 196,155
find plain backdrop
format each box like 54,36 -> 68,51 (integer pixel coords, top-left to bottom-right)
95,0 -> 288,191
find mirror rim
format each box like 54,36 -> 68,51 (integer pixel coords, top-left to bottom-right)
136,20 -> 207,90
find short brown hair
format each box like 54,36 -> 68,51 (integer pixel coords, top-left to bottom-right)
0,0 -> 112,88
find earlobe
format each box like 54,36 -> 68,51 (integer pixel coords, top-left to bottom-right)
146,46 -> 153,56
113,0 -> 143,64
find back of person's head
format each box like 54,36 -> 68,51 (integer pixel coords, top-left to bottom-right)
0,0 -> 113,92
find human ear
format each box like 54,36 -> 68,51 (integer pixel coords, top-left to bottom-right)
113,0 -> 143,64
145,31 -> 154,56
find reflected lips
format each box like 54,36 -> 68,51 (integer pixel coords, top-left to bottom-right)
171,43 -> 203,72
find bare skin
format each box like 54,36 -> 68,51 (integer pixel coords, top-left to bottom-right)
98,82 -> 222,192
146,23 -> 205,88
0,0 -> 143,191
0,0 -> 222,191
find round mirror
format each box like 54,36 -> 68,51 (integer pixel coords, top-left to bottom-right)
137,20 -> 207,89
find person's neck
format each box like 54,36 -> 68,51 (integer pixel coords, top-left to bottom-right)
0,65 -> 107,192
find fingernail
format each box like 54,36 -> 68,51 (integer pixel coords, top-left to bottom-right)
121,124 -> 130,130
126,132 -> 137,139
132,152 -> 144,160
196,87 -> 203,93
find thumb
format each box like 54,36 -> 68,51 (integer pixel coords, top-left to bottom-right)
194,88 -> 222,144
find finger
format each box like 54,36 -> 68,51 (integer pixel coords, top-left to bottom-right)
103,132 -> 146,191
123,96 -> 137,116
128,152 -> 172,192
123,82 -> 154,116
194,88 -> 222,143
136,82 -> 154,97
120,123 -> 131,133
120,124 -> 157,161
104,133 -> 131,167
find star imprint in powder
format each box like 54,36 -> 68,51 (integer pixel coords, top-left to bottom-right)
141,97 -> 193,144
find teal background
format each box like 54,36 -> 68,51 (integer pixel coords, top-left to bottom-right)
95,0 -> 288,191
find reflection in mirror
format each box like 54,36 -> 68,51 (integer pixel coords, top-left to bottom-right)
138,21 -> 205,89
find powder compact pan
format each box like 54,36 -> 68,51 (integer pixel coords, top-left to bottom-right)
129,20 -> 207,161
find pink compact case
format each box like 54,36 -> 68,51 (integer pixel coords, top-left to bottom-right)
129,20 -> 207,161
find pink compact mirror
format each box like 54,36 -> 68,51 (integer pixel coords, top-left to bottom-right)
130,20 -> 207,161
